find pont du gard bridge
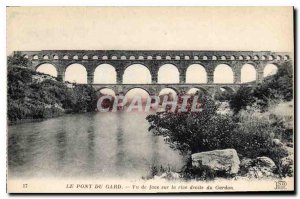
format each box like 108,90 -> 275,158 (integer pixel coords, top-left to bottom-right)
18,50 -> 292,96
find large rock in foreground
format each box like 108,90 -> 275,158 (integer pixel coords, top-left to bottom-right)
191,149 -> 240,174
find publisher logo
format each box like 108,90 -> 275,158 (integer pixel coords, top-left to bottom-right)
275,181 -> 287,190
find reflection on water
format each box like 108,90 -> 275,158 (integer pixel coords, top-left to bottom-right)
8,112 -> 184,179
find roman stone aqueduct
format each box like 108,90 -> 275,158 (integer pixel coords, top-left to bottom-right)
18,50 -> 292,97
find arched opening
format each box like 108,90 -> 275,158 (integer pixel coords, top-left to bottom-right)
214,64 -> 234,83
241,64 -> 257,83
124,88 -> 150,109
65,64 -> 87,83
186,64 -> 207,83
158,88 -> 178,106
159,88 -> 178,96
158,64 -> 179,83
36,63 -> 57,77
187,88 -> 207,97
94,64 -> 116,84
264,64 -> 278,77
123,64 -> 151,84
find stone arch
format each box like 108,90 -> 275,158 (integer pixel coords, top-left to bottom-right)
158,64 -> 180,83
284,55 -> 289,60
124,87 -> 151,97
43,55 -> 49,60
36,63 -> 58,77
276,55 -> 282,60
53,55 -> 59,59
123,64 -> 151,84
214,64 -> 234,83
111,55 -> 118,60
230,55 -> 236,60
241,64 -> 257,83
94,64 -> 117,84
83,55 -> 88,60
264,63 -> 278,77
159,87 -> 178,96
92,55 -> 98,60
186,64 -> 207,83
73,55 -> 79,60
221,55 -> 227,60
63,55 -> 69,59
202,56 -> 208,60
253,55 -> 259,60
33,55 -> 39,60
65,63 -> 87,83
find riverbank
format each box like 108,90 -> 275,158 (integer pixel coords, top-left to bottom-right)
8,66 -> 98,124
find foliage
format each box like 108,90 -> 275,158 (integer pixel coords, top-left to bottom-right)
7,51 -> 31,68
7,65 -> 98,122
229,61 -> 293,113
147,97 -> 236,154
147,97 -> 289,170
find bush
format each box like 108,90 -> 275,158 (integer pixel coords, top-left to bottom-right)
147,97 -> 236,154
229,61 -> 293,113
7,65 -> 99,122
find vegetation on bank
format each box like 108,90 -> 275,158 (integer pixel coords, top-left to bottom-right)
7,53 -> 98,123
147,61 -> 294,179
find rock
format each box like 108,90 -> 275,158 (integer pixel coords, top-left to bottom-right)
283,146 -> 294,156
273,139 -> 283,147
192,149 -> 240,174
286,142 -> 293,148
239,158 -> 254,175
280,155 -> 293,176
256,157 -> 276,170
154,172 -> 180,181
245,157 -> 277,178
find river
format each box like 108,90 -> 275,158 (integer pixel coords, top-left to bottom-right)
8,111 -> 184,180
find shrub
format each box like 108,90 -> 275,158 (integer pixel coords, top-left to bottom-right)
147,97 -> 237,154
229,61 -> 293,113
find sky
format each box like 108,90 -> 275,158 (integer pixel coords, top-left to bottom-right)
7,7 -> 293,95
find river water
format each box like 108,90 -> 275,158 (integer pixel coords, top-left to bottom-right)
8,112 -> 184,180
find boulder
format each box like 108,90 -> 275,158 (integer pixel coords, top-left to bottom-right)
272,139 -> 283,147
191,149 -> 240,174
239,158 -> 254,175
280,155 -> 293,177
245,156 -> 277,178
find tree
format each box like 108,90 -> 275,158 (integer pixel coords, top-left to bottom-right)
7,51 -> 31,67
